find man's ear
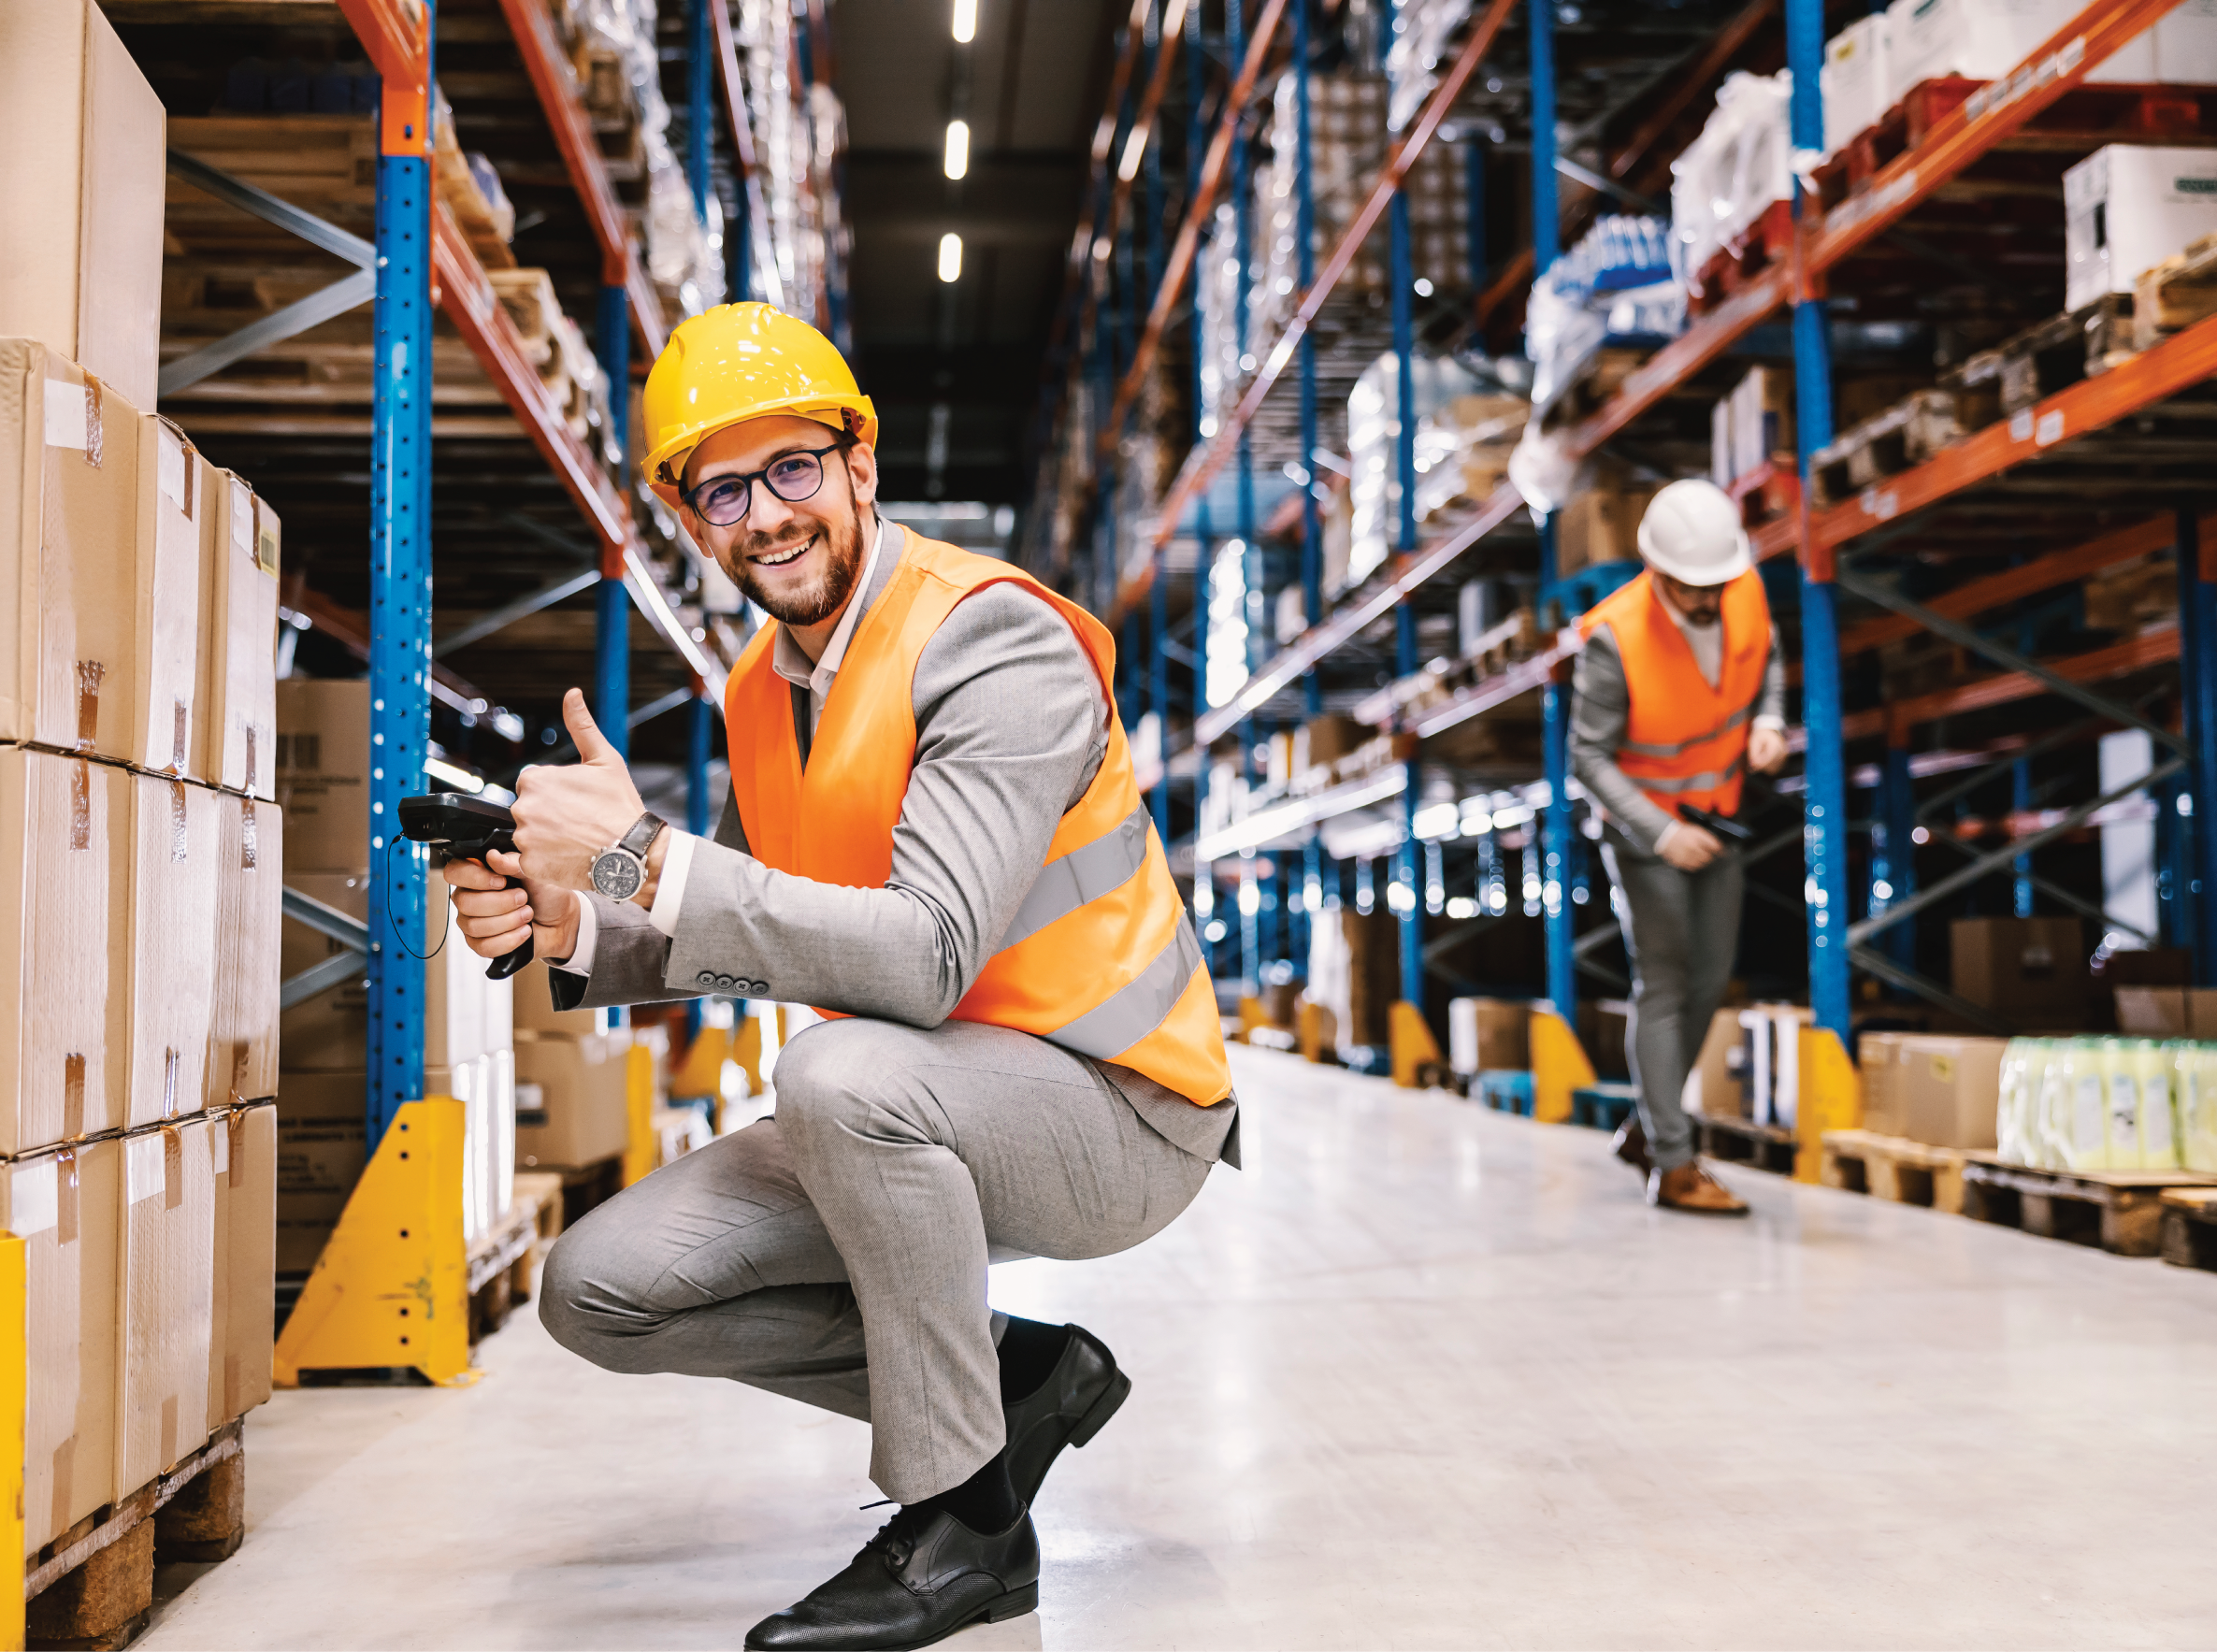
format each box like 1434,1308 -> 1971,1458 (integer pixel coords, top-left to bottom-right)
842,440 -> 878,507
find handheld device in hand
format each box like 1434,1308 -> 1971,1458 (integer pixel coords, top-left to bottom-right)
399,792 -> 534,980
1677,803 -> 1753,843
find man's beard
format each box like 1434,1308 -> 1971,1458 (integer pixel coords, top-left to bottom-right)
730,502 -> 867,626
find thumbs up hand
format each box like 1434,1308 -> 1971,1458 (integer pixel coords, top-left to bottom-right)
511,687 -> 660,902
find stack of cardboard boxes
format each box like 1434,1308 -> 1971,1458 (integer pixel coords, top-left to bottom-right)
510,959 -> 636,1173
274,680 -> 518,1272
0,0 -> 280,1562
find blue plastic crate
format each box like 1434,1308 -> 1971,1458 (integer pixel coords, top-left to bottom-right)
1571,1082 -> 1641,1132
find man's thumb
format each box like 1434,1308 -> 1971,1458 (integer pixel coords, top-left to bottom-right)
564,687 -> 617,762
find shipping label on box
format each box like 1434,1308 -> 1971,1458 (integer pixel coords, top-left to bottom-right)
0,341 -> 142,755
275,677 -> 369,872
1900,1034 -> 2007,1150
210,796 -> 281,1106
0,747 -> 121,1152
116,769 -> 219,1128
198,470 -> 278,797
3,1137 -> 119,1554
117,1117 -> 214,1497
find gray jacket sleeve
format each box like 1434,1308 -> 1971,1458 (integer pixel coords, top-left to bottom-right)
562,583 -> 1108,1020
1758,631 -> 1786,726
550,800 -> 749,1013
1569,624 -> 1681,857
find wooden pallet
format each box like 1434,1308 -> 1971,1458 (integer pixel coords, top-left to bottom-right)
1693,1113 -> 1798,1175
2133,230 -> 2217,353
1809,389 -> 1977,509
1951,309 -> 2089,422
2158,1186 -> 2217,1273
1687,198 -> 1794,317
26,1421 -> 246,1651
1960,1157 -> 2217,1257
1820,1128 -> 1971,1214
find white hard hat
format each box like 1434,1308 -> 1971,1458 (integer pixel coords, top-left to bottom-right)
1636,478 -> 1752,585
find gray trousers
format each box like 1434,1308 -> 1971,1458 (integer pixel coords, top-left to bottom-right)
1599,828 -> 1744,1171
538,1016 -> 1214,1503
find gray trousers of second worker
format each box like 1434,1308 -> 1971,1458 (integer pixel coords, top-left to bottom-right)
537,1016 -> 1214,1504
1599,827 -> 1744,1172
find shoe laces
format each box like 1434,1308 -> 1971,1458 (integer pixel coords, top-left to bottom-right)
858,1503 -> 931,1569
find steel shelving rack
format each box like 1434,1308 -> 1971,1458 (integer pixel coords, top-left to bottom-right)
1058,0 -> 2217,1070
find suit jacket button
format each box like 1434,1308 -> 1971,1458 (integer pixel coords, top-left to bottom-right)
697,971 -> 714,985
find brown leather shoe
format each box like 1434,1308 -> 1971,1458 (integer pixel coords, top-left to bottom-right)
1611,1116 -> 1652,1175
1648,1161 -> 1749,1215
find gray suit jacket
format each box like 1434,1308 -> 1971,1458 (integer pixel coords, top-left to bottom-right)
550,525 -> 1237,1164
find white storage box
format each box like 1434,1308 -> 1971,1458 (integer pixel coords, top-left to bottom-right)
1822,13 -> 1892,157
2064,144 -> 2217,310
1886,0 -> 2155,96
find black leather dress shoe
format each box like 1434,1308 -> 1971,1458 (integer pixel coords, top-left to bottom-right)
743,1505 -> 1040,1651
1002,1323 -> 1130,1507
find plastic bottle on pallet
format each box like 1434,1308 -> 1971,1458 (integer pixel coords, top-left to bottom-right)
2178,1042 -> 2217,1173
2057,1038 -> 2111,1172
2104,1037 -> 2144,1171
1995,1038 -> 2039,1166
2137,1040 -> 2180,1171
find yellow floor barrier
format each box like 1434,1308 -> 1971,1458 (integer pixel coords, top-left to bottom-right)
622,1041 -> 656,1187
668,1022 -> 730,1101
1530,1008 -> 1596,1124
1235,996 -> 1268,1043
1296,999 -> 1335,1063
730,1013 -> 764,1097
272,1098 -> 477,1389
1389,1001 -> 1443,1086
1,1234 -> 23,1652
1795,1025 -> 1862,1183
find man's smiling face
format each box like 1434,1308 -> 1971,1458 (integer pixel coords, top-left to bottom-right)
680,413 -> 878,628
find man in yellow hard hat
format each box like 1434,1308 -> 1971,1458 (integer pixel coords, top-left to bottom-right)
442,302 -> 1234,1649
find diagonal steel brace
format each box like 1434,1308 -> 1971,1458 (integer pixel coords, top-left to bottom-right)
1836,564 -> 2187,755
1849,757 -> 2186,945
158,149 -> 379,397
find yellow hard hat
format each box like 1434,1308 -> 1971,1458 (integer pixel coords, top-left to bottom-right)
638,302 -> 878,508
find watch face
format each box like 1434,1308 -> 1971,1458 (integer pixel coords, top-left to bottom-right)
592,848 -> 644,900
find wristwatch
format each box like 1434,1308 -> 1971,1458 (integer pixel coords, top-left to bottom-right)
590,811 -> 668,901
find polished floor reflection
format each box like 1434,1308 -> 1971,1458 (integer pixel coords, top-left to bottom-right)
143,1046 -> 2217,1650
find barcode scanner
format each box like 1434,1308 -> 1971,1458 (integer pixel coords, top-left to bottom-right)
399,792 -> 535,981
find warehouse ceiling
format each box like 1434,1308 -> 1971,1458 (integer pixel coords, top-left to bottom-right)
831,0 -> 1121,506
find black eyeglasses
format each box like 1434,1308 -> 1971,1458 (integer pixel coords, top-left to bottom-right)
679,443 -> 844,527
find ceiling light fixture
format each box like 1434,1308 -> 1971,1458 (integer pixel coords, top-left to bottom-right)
951,0 -> 976,42
938,232 -> 963,283
943,119 -> 970,180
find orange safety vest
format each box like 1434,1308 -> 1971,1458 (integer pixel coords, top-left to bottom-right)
724,530 -> 1233,1106
1576,568 -> 1771,821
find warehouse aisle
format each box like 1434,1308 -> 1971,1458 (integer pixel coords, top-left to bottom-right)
143,1046 -> 2217,1651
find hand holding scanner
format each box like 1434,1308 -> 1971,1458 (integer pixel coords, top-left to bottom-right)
399,792 -> 534,980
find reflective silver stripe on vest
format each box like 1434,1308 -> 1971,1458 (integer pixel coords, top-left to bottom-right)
1628,754 -> 1749,795
1046,912 -> 1205,1061
1618,699 -> 1758,759
996,803 -> 1153,954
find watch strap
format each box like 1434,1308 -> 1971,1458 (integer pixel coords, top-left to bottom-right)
619,811 -> 667,858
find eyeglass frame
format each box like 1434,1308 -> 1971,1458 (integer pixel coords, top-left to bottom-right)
676,439 -> 852,527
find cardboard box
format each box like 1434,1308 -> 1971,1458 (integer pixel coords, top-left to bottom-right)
511,955 -> 607,1038
114,770 -> 220,1128
199,472 -> 280,797
1291,714 -> 1368,778
1822,12 -> 1892,158
2115,985 -> 2217,1038
128,416 -> 209,778
1729,366 -> 1793,484
1447,998 -> 1529,1075
2065,146 -> 2217,312
0,747 -> 121,1152
1556,481 -> 1658,579
275,678 -> 369,872
4,1137 -> 119,1554
1896,1034 -> 2007,1149
117,1116 -> 215,1497
281,876 -> 511,1070
514,1031 -> 632,1169
1858,1032 -> 1911,1135
0,0 -> 166,409
1951,916 -> 2088,1026
1683,1007 -> 1749,1118
0,341 -> 141,756
209,796 -> 281,1107
206,1102 -> 276,1430
272,1070 -> 457,1271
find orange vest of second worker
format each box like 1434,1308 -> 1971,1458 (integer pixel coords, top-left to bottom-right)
1576,567 -> 1772,821
723,532 -> 1233,1107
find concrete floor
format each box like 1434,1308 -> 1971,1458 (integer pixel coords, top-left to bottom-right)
142,1046 -> 2217,1650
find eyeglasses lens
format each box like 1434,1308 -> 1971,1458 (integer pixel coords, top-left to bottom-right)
698,478 -> 750,526
764,453 -> 824,503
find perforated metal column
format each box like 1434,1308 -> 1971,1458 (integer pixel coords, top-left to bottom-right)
366,21 -> 436,1147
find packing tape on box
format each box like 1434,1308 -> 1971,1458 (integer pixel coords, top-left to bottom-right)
76,659 -> 104,749
42,375 -> 106,464
64,1053 -> 85,1140
240,800 -> 258,869
70,757 -> 91,851
168,778 -> 190,861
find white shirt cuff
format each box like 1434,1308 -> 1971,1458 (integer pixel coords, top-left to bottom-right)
1754,715 -> 1787,732
551,894 -> 599,977
649,830 -> 697,940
